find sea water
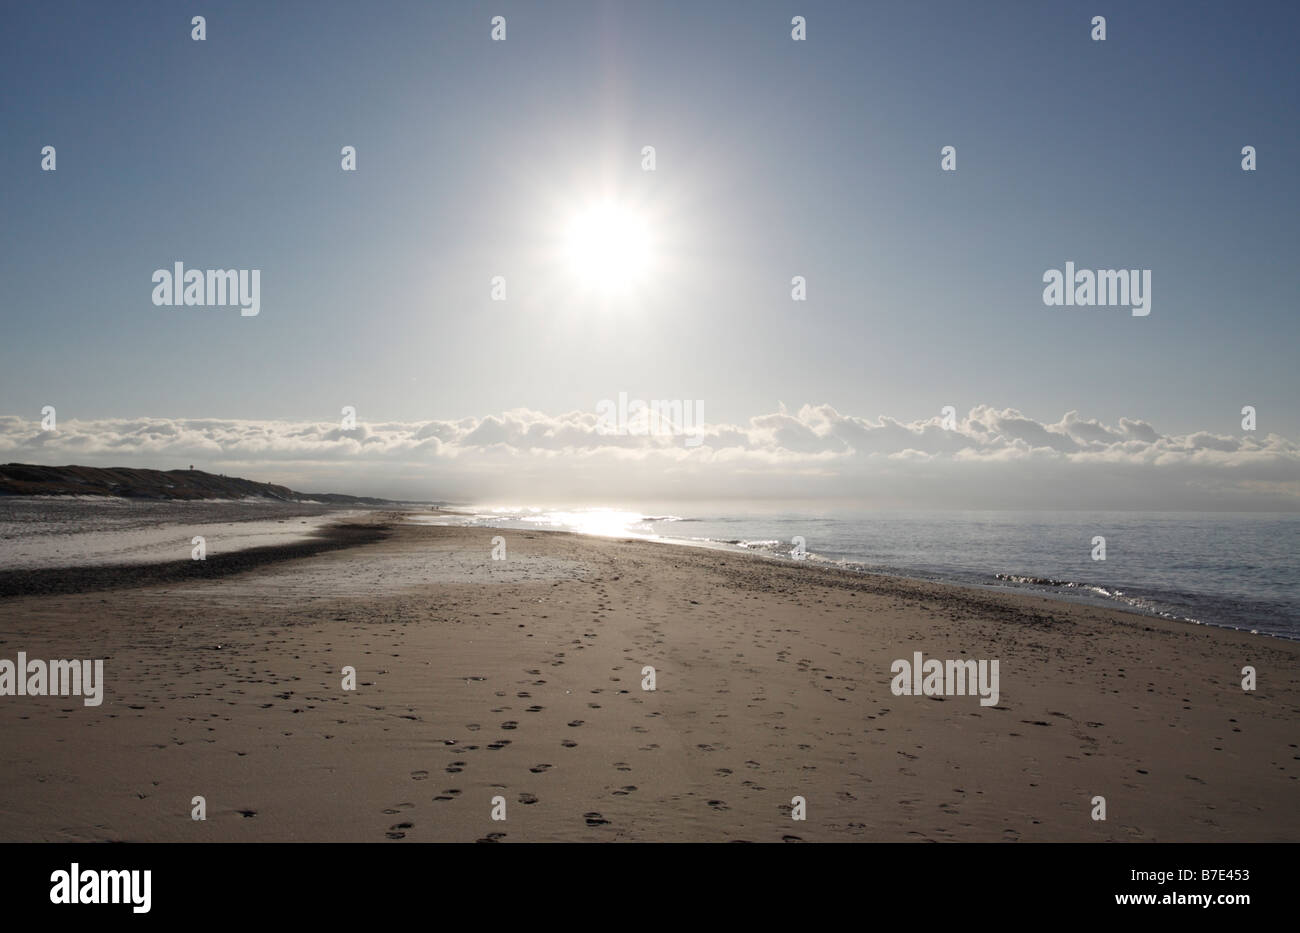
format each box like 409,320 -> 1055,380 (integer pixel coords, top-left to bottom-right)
416,507 -> 1299,639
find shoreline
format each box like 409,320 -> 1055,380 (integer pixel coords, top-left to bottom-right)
407,511 -> 1294,643
2,505 -> 1289,643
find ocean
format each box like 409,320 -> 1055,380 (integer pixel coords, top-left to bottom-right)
414,506 -> 1300,640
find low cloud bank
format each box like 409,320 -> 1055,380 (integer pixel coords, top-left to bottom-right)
2,405 -> 1294,510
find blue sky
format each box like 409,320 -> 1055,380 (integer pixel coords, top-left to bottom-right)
1,1 -> 1297,504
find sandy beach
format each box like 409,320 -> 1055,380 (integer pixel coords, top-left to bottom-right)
0,514 -> 1295,843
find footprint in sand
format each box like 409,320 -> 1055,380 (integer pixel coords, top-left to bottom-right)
446,761 -> 466,773
584,812 -> 610,826
567,720 -> 584,727
518,792 -> 539,805
410,770 -> 429,781
487,739 -> 511,750
561,739 -> 578,748
475,832 -> 507,843
529,763 -> 553,773
501,721 -> 519,729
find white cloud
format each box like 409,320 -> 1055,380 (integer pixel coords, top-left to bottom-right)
1,405 -> 1295,509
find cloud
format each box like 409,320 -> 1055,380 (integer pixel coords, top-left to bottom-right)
1,405 -> 1295,510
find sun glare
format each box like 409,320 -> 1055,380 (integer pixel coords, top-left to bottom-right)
562,201 -> 653,293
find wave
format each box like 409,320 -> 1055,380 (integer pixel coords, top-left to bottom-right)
995,572 -> 1122,597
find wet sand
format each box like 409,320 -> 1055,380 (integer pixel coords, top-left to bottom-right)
0,517 -> 1295,842
0,497 -> 379,571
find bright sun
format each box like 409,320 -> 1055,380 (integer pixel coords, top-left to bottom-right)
563,201 -> 652,293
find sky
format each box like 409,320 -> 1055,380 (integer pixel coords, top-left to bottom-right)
1,0 -> 1297,508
